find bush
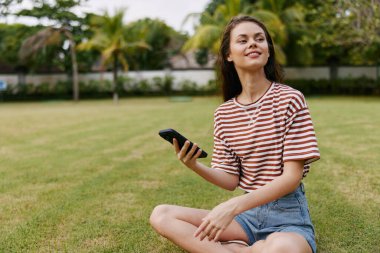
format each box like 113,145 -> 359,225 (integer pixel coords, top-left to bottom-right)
152,75 -> 174,95
286,77 -> 380,96
2,76 -> 379,101
177,79 -> 198,95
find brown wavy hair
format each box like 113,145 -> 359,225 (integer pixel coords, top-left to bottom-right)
217,16 -> 284,102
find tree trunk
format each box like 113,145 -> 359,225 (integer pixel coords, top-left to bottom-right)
64,29 -> 79,101
112,53 -> 119,103
329,64 -> 338,80
328,56 -> 340,81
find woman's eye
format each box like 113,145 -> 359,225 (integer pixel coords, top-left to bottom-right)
238,40 -> 247,43
256,37 -> 265,42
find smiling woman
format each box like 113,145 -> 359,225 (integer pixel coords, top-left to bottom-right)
150,16 -> 320,253
227,22 -> 270,72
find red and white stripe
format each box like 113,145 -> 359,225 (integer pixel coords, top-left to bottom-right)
211,83 -> 320,192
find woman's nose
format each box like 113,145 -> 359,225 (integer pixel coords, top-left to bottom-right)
248,39 -> 256,48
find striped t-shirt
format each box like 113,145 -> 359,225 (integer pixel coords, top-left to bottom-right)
211,82 -> 320,192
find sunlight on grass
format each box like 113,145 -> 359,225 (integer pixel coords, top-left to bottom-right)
0,97 -> 379,252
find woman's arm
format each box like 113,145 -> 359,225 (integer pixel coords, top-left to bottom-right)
173,138 -> 239,191
229,160 -> 304,214
194,160 -> 305,241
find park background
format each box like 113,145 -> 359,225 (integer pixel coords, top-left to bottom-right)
0,0 -> 379,252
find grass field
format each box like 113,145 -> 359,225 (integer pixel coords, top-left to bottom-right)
0,96 -> 379,253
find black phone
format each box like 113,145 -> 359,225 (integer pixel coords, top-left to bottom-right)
158,128 -> 208,158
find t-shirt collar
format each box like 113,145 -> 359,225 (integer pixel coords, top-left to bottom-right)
233,82 -> 274,108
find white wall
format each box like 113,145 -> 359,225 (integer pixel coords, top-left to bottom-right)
123,69 -> 215,88
0,67 -> 378,87
0,74 -> 18,85
338,66 -> 377,79
285,67 -> 330,79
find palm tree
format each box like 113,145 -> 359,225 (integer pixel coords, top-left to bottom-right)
77,9 -> 150,102
19,26 -> 80,100
182,0 -> 287,64
255,0 -> 312,65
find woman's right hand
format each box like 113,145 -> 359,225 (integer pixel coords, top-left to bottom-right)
173,138 -> 202,169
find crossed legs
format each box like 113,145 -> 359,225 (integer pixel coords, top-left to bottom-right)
150,204 -> 248,253
150,204 -> 312,253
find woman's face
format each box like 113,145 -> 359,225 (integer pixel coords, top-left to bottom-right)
227,21 -> 270,72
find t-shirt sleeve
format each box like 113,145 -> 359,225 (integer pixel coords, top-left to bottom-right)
283,93 -> 320,165
211,112 -> 240,175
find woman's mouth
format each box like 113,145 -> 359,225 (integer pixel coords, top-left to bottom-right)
246,51 -> 261,58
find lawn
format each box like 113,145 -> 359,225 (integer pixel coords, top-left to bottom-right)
0,96 -> 379,253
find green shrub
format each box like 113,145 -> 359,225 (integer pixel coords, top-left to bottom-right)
287,77 -> 380,96
151,75 -> 173,95
2,76 -> 380,101
177,79 -> 198,95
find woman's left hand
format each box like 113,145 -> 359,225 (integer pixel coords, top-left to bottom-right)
194,198 -> 239,242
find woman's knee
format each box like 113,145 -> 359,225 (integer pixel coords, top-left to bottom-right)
262,232 -> 308,253
149,204 -> 175,233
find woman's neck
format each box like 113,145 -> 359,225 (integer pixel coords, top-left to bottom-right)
236,68 -> 271,105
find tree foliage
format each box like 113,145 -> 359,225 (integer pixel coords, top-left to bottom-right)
124,18 -> 187,70
0,0 -> 23,16
17,0 -> 87,100
254,0 -> 313,66
0,23 -> 42,72
0,0 -> 378,85
16,0 -> 85,25
77,9 -> 150,101
183,0 -> 287,64
302,0 -> 380,65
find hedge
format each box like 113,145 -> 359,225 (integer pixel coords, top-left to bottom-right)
1,76 -> 379,101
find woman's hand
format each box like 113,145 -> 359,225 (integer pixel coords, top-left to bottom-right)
173,138 -> 202,169
194,198 -> 239,242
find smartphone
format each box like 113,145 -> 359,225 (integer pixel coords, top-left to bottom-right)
158,128 -> 208,158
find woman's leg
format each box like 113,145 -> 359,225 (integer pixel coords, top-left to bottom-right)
248,232 -> 313,253
150,204 -> 249,253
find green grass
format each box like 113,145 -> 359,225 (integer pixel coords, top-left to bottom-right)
0,97 -> 379,253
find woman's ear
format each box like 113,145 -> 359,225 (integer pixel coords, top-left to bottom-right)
227,54 -> 233,62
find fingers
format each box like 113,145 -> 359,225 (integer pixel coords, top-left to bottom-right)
207,226 -> 219,241
194,219 -> 224,242
214,228 -> 224,242
175,140 -> 201,163
194,219 -> 209,238
178,140 -> 190,160
173,138 -> 180,153
200,223 -> 214,241
193,148 -> 202,159
183,143 -> 200,162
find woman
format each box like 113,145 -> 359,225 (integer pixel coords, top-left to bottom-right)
150,16 -> 320,253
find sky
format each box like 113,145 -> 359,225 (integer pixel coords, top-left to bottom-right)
2,0 -> 211,34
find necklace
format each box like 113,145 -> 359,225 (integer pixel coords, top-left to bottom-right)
238,82 -> 272,126
242,103 -> 261,127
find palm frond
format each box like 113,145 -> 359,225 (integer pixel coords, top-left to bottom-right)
118,54 -> 129,71
181,12 -> 201,32
19,27 -> 62,60
282,4 -> 306,26
101,45 -> 117,63
224,0 -> 241,17
123,41 -> 151,51
250,9 -> 287,46
182,25 -> 222,53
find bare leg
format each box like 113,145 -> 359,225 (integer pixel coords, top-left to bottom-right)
248,232 -> 312,253
150,204 -> 249,253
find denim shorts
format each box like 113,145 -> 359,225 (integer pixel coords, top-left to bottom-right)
235,183 -> 316,253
